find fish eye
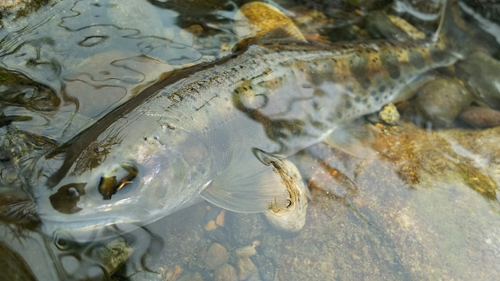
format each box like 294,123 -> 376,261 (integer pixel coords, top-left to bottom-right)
98,162 -> 138,200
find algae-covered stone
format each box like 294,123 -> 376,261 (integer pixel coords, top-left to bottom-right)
95,238 -> 133,275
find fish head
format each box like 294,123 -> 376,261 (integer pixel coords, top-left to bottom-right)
36,125 -> 213,241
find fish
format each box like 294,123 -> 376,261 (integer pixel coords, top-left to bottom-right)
30,1 -> 464,241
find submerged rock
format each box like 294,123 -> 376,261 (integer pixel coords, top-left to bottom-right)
94,238 -> 133,275
204,242 -> 229,270
459,106 -> 500,128
213,264 -> 238,281
410,78 -> 473,128
274,123 -> 500,280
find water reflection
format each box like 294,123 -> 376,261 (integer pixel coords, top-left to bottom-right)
2,0 -> 500,280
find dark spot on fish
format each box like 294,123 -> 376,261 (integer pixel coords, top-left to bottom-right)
337,112 -> 343,118
371,90 -> 377,96
355,96 -> 361,103
345,100 -> 352,108
349,54 -> 371,90
311,120 -> 325,129
380,51 -> 401,79
375,96 -> 380,101
362,98 -> 368,104
379,86 -> 386,93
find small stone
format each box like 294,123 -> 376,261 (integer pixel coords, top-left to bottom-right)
412,78 -> 473,127
178,272 -> 203,281
164,265 -> 182,281
184,24 -> 204,36
205,220 -> 217,231
253,255 -> 275,281
213,264 -> 238,281
459,106 -> 500,128
246,272 -> 261,281
379,103 -> 400,125
237,257 -> 258,280
235,246 -> 257,258
216,210 -> 226,227
204,243 -> 229,270
95,238 -> 133,275
227,213 -> 267,245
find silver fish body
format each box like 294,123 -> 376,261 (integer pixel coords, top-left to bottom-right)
33,38 -> 458,240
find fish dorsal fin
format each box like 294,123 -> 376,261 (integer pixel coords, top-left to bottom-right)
201,147 -> 292,213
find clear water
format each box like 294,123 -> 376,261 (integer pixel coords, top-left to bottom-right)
1,0 -> 500,280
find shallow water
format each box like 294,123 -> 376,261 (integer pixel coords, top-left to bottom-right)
2,0 -> 500,280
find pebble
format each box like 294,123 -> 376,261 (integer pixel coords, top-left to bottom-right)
204,243 -> 229,270
379,103 -> 400,125
205,220 -> 217,231
216,210 -> 226,227
237,257 -> 258,280
213,264 -> 238,281
253,255 -> 275,281
178,272 -> 203,281
235,246 -> 257,258
96,238 -> 133,275
459,106 -> 500,128
413,78 -> 473,128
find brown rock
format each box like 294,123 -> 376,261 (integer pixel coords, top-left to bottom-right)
213,264 -> 238,281
237,257 -> 258,280
459,106 -> 500,128
204,243 -> 229,270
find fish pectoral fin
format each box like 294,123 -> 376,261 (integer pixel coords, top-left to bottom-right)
201,149 -> 291,214
201,149 -> 308,232
324,118 -> 377,158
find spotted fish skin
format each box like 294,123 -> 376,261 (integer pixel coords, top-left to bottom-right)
193,38 -> 458,155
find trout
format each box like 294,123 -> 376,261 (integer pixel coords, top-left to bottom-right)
32,1 -> 463,240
